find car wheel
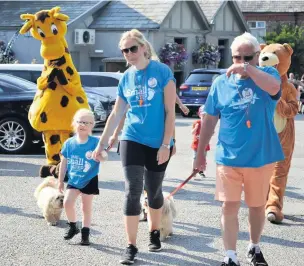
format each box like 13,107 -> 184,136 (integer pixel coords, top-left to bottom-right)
0,117 -> 33,154
181,111 -> 193,118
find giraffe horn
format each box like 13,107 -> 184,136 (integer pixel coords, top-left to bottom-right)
50,6 -> 61,15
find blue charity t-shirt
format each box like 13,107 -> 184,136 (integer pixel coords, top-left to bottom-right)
117,60 -> 176,148
61,135 -> 100,189
205,66 -> 285,168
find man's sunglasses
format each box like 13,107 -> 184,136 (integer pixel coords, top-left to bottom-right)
121,45 -> 139,54
232,53 -> 257,62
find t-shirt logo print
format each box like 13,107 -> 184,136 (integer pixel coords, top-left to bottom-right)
229,88 -> 259,110
83,161 -> 91,173
148,77 -> 157,88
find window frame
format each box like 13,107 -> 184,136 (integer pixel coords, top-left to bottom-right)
247,21 -> 266,29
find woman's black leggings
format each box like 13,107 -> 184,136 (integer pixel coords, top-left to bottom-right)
120,140 -> 172,216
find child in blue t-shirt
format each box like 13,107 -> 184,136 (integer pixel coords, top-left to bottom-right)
58,108 -> 107,245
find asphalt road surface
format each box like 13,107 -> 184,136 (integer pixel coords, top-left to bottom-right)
1,115 -> 303,266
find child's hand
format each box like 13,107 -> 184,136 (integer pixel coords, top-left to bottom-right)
95,150 -> 108,162
58,182 -> 64,193
92,144 -> 104,161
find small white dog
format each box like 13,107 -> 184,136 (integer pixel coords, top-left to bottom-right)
142,192 -> 177,241
34,176 -> 64,226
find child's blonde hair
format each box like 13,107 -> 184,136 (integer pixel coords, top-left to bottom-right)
119,29 -> 159,62
72,108 -> 95,133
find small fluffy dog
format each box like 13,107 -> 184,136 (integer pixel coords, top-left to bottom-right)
142,192 -> 177,241
34,176 -> 64,226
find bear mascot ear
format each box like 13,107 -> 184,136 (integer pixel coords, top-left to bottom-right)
260,43 -> 267,50
283,43 -> 293,56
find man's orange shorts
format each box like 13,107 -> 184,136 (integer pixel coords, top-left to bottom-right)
215,163 -> 274,207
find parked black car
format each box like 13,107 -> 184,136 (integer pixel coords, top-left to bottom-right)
0,74 -> 109,154
0,74 -> 40,154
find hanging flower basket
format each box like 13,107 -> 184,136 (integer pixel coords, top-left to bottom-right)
159,42 -> 189,69
192,42 -> 221,68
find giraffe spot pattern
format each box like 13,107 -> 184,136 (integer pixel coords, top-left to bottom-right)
43,65 -> 47,71
40,112 -> 47,123
52,154 -> 60,162
76,97 -> 84,104
66,66 -> 74,76
60,96 -> 69,107
48,81 -> 57,90
50,135 -> 60,145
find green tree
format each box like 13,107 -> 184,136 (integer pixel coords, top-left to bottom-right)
263,24 -> 304,75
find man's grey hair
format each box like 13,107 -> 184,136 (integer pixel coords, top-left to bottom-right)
230,32 -> 260,53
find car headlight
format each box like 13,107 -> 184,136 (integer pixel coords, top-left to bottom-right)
87,95 -> 107,122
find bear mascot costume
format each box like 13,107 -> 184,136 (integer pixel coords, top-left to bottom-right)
19,7 -> 90,176
259,43 -> 298,223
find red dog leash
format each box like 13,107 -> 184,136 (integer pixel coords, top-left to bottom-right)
165,169 -> 199,199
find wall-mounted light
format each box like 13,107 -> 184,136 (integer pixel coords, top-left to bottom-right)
95,49 -> 103,53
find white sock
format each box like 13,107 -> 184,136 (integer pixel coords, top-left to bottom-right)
248,243 -> 260,253
225,250 -> 239,264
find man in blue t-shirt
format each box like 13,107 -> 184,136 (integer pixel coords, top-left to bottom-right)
195,32 -> 284,266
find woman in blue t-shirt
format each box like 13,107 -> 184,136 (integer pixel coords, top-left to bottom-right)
93,29 -> 176,264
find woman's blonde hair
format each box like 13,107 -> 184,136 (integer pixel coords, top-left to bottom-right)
72,108 -> 95,133
119,29 -> 159,61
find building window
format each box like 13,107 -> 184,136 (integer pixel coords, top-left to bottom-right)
248,21 -> 266,29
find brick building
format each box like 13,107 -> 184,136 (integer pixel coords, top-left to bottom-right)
239,1 -> 304,42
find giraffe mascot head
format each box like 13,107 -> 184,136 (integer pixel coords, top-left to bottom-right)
19,7 -> 90,174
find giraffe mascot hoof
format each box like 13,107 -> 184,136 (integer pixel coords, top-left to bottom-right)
19,7 -> 90,176
259,43 -> 298,224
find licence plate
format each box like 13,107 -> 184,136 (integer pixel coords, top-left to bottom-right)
192,86 -> 208,91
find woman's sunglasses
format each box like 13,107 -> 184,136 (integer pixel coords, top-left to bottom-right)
232,53 -> 257,62
121,45 -> 139,54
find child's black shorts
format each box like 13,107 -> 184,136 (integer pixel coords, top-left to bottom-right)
67,175 -> 99,195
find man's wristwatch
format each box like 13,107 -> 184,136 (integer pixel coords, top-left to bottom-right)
161,144 -> 170,149
243,62 -> 249,72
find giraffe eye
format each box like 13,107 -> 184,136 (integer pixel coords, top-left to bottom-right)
37,28 -> 45,38
51,24 -> 58,35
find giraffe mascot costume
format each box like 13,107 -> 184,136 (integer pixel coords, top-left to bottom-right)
19,7 -> 89,176
259,43 -> 298,224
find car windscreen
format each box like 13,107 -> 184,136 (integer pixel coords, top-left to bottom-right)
80,75 -> 119,87
186,72 -> 220,84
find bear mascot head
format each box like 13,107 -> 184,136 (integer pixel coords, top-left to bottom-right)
259,43 -> 293,78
